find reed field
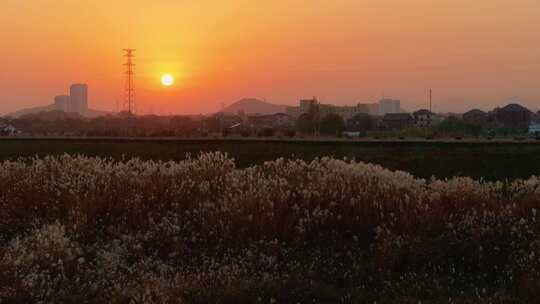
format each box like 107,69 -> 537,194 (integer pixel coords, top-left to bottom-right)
1,152 -> 540,303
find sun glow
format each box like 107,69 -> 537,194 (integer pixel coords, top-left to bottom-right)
161,74 -> 174,86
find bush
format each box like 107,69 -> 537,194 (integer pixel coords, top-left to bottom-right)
437,118 -> 483,138
296,113 -> 315,135
320,114 -> 345,136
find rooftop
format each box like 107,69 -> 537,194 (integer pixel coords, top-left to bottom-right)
383,113 -> 413,120
464,109 -> 487,115
413,109 -> 433,116
347,113 -> 371,120
499,103 -> 531,112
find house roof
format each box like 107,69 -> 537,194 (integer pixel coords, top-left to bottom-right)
383,113 -> 413,121
216,111 -> 238,117
499,103 -> 531,112
413,109 -> 433,116
463,109 -> 487,116
348,113 -> 370,120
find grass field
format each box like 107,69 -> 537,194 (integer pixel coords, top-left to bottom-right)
1,137 -> 540,180
2,153 -> 540,303
3,140 -> 540,302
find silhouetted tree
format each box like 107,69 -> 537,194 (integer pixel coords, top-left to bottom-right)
296,113 -> 315,135
320,114 -> 345,136
437,117 -> 482,137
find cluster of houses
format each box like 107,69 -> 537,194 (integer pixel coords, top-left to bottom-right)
214,111 -> 295,136
0,120 -> 18,136
374,103 -> 538,133
284,97 -> 448,133
2,97 -> 539,137
462,104 -> 538,130
214,97 -> 540,136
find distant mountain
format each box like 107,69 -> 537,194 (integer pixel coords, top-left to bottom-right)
222,98 -> 287,115
5,104 -> 112,118
18,110 -> 84,121
5,104 -> 56,118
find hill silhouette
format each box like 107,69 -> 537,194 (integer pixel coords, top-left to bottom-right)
19,110 -> 84,121
6,105 -> 55,118
222,98 -> 287,115
5,105 -> 111,118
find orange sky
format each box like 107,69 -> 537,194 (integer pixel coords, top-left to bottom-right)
1,0 -> 539,115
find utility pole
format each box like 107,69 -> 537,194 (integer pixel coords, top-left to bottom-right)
429,88 -> 433,130
429,88 -> 432,113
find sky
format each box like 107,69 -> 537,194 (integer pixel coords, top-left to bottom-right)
1,0 -> 539,115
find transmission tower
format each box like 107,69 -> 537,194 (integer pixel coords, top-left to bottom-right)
123,49 -> 136,114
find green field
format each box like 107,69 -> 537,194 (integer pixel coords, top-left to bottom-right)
1,138 -> 540,180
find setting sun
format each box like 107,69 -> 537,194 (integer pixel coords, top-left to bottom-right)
161,74 -> 174,86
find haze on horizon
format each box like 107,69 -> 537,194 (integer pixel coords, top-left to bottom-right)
1,0 -> 539,115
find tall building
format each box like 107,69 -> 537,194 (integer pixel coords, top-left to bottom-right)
54,95 -> 70,112
69,84 -> 88,116
379,99 -> 400,115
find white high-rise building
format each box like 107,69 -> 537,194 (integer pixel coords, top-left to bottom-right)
69,84 -> 88,116
379,99 -> 400,115
54,95 -> 70,112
